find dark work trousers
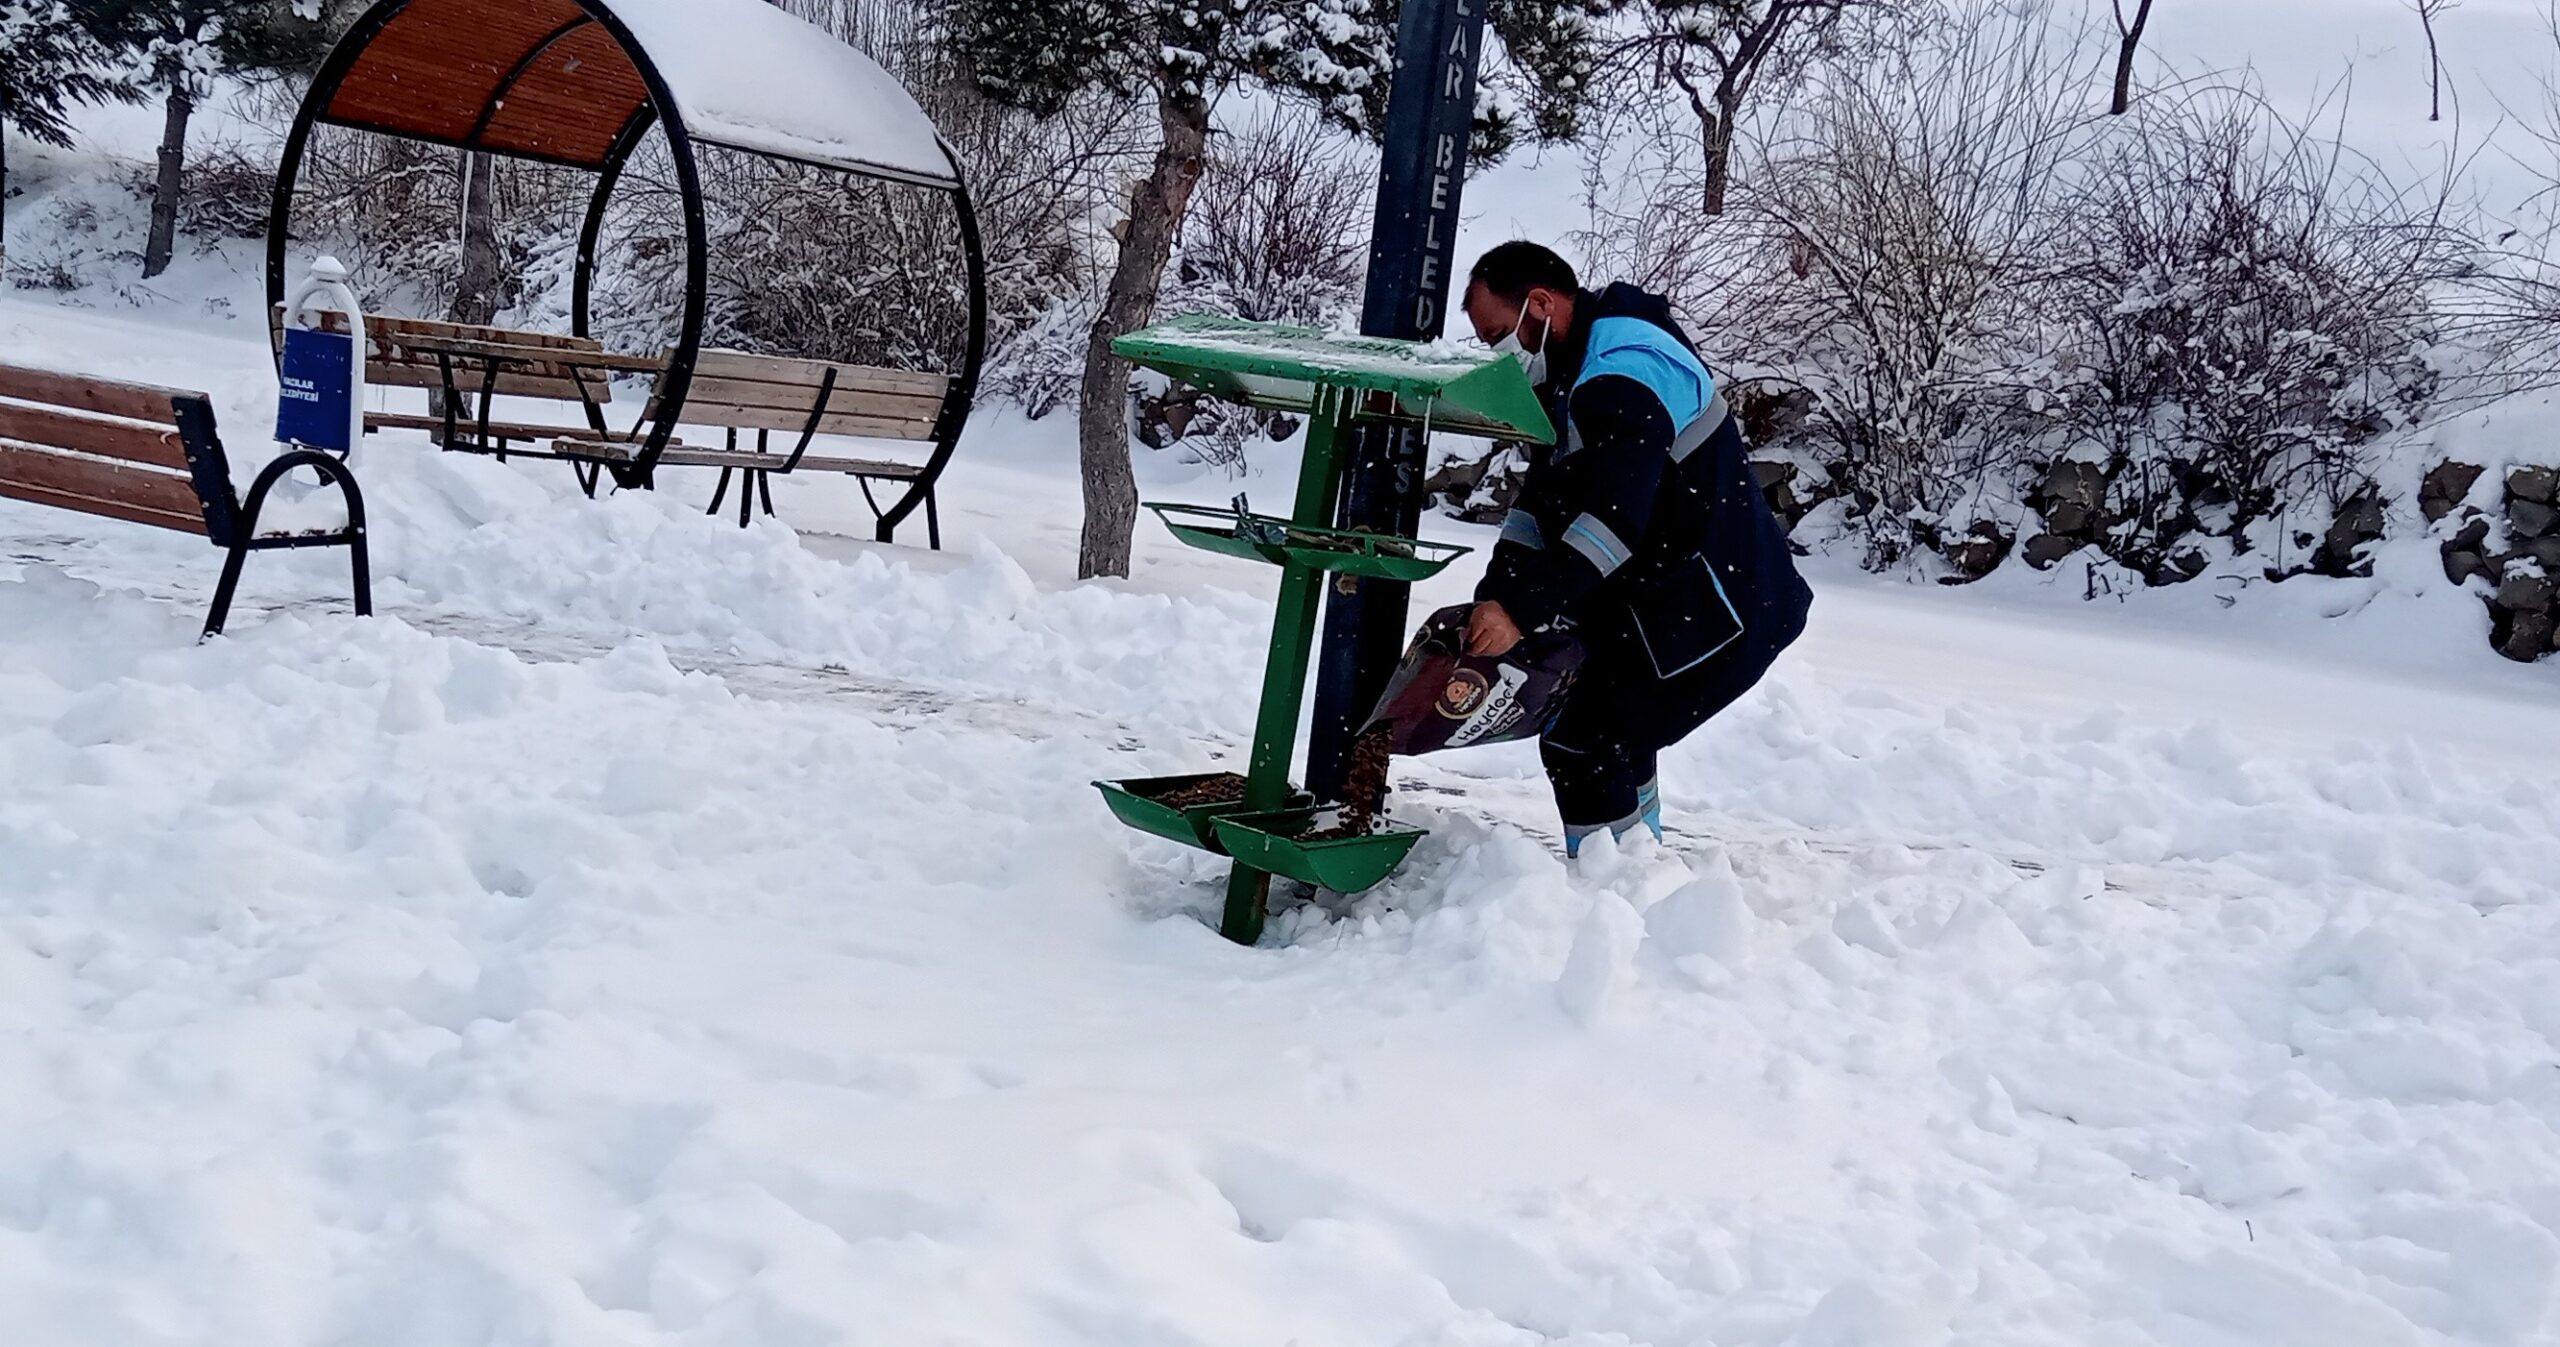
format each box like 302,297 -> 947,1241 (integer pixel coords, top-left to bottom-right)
1540,639 -> 1782,853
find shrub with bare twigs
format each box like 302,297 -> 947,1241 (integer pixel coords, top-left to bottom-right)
1704,4 -> 2095,567
1137,109 -> 1370,473
1582,2 -> 2472,583
2036,83 -> 2464,581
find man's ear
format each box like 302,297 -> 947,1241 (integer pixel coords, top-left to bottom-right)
1519,288 -> 1554,342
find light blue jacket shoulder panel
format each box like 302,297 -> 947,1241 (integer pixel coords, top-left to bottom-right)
1574,315 -> 1716,431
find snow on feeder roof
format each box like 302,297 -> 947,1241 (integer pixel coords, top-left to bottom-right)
1114,316 -> 1558,445
313,0 -> 959,188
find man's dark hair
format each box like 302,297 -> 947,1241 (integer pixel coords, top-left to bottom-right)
1467,242 -> 1580,304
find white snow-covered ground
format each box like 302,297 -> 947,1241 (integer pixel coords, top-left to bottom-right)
5,281 -> 2560,1347
7,0 -> 2560,1340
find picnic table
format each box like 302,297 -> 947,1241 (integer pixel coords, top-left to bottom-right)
393,330 -> 667,477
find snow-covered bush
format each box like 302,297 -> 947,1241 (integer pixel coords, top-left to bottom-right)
1140,109 -> 1368,472
286,124 -> 587,321
1169,111 -> 1367,328
935,75 -> 1150,349
2037,84 -> 2462,580
988,106 -> 1370,477
176,134 -> 279,240
609,150 -> 980,371
1702,4 -> 2094,567
1583,2 -> 2473,584
984,292 -> 1103,418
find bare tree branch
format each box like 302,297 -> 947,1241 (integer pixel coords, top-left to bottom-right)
2407,0 -> 2460,122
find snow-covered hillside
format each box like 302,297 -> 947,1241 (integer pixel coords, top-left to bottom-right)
5,1 -> 2560,1343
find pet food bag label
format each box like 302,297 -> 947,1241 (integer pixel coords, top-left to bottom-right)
1360,605 -> 1584,757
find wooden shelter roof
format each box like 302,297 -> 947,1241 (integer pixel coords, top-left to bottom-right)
318,0 -> 961,186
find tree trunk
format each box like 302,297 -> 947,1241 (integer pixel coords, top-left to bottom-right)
1074,89 -> 1209,580
450,151 -> 504,324
3,79 -> 13,274
2110,0 -> 2155,115
143,84 -> 194,279
1703,86 -> 1742,217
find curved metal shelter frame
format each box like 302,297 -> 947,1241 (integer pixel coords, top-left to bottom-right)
264,0 -> 986,530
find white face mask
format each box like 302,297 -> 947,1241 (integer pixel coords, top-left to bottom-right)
1493,311 -> 1552,387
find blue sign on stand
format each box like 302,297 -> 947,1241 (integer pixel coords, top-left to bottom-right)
277,256 -> 367,456
277,327 -> 357,455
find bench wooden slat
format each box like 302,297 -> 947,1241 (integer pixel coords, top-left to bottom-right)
375,316 -> 601,353
686,349 -> 952,400
0,479 -> 208,536
0,403 -> 190,471
659,449 -> 925,477
0,442 -> 210,529
552,439 -> 923,478
368,336 -> 623,399
273,310 -> 622,402
364,412 -> 640,440
668,376 -> 947,421
366,364 -> 602,402
370,333 -> 658,373
660,402 -> 938,441
274,306 -> 607,353
0,366 -> 186,425
645,351 -> 951,444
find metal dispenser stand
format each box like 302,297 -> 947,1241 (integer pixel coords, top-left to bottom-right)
1094,317 -> 1555,944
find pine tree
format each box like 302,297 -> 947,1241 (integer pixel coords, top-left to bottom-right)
939,0 -> 1599,578
79,0 -> 332,278
1,0 -> 134,263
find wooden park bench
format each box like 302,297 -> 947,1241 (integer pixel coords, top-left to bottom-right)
553,348 -> 959,546
266,309 -> 961,548
0,362 -> 371,638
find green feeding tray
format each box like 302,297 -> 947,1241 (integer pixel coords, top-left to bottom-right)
1148,502 -> 1470,581
1114,315 -> 1557,445
1095,775 -> 1313,853
1212,809 -> 1425,894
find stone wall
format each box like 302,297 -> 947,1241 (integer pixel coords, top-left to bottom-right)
2433,462 -> 2560,664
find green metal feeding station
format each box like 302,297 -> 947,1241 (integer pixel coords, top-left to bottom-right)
1094,315 -> 1556,945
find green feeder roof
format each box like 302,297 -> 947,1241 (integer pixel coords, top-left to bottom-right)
1113,315 -> 1556,444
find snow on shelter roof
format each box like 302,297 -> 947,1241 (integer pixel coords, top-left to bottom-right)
319,0 -> 959,189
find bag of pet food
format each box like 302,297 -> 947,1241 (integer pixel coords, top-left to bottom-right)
1360,604 -> 1585,756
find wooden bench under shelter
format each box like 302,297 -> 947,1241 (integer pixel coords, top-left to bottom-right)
0,362 -> 372,638
263,0 -> 988,548
552,348 -> 958,543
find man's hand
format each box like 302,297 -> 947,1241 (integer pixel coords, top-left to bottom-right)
1465,601 -> 1524,658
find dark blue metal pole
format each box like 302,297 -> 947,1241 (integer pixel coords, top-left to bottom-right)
1306,0 -> 1491,799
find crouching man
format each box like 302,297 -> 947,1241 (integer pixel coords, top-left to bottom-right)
1459,241 -> 1814,856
